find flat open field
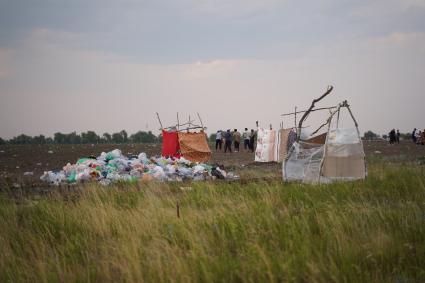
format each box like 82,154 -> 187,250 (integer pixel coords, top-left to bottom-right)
1,140 -> 425,188
0,141 -> 425,282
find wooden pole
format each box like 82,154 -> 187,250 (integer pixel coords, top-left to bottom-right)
282,106 -> 337,116
294,106 -> 297,129
156,112 -> 164,129
177,112 -> 180,130
176,201 -> 180,218
197,113 -> 205,130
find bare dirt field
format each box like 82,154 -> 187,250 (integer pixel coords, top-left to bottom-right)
1,140 -> 424,188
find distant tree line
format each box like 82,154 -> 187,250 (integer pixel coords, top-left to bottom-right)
1,130 -> 162,145
363,130 -> 411,141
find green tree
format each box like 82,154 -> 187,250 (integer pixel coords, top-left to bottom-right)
0,137 -> 6,145
10,134 -> 33,144
130,131 -> 158,143
54,132 -> 66,144
66,132 -> 82,144
120,130 -> 128,143
209,133 -> 216,142
32,135 -> 47,144
363,130 -> 379,140
102,133 -> 112,143
81,131 -> 100,144
112,132 -> 124,143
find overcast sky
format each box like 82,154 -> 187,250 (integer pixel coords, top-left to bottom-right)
1,0 -> 425,139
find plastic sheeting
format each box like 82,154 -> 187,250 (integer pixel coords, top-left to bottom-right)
283,142 -> 324,183
283,128 -> 366,183
322,128 -> 366,180
40,149 -> 236,186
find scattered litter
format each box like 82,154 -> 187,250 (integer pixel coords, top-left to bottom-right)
36,163 -> 42,166
40,149 -> 238,186
23,172 -> 34,176
16,166 -> 20,169
374,151 -> 382,154
48,150 -> 54,154
0,150 -> 4,153
180,187 -> 193,191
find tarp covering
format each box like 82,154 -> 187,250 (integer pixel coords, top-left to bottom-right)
322,128 -> 366,179
178,132 -> 211,162
161,130 -> 181,158
304,133 -> 327,145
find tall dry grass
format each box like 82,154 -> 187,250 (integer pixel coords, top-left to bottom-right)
0,162 -> 424,282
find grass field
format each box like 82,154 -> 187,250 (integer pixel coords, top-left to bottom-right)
0,159 -> 424,282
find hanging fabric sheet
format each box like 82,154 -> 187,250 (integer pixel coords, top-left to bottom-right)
255,128 -> 278,162
161,130 -> 181,158
178,132 -> 211,163
255,128 -> 295,162
278,128 -> 294,162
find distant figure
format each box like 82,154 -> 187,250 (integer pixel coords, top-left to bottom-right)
389,129 -> 396,144
224,129 -> 232,153
242,128 -> 250,151
412,128 -> 417,143
249,129 -> 257,153
417,130 -> 423,145
396,130 -> 400,144
422,130 -> 425,145
233,129 -> 241,152
215,130 -> 223,151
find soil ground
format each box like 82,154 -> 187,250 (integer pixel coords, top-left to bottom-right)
1,140 -> 424,188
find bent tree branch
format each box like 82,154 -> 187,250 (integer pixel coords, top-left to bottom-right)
297,85 -> 334,140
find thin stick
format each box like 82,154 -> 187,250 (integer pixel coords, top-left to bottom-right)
176,201 -> 180,218
294,106 -> 297,128
177,112 -> 180,130
282,105 -> 337,116
156,112 -> 164,129
197,113 -> 205,130
177,126 -> 206,132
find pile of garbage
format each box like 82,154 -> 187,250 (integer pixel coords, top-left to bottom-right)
40,149 -> 236,186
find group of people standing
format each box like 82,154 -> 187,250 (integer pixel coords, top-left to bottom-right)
388,129 -> 401,144
388,128 -> 425,145
412,128 -> 425,145
215,128 -> 257,153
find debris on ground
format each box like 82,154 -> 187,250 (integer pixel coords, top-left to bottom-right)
40,149 -> 238,186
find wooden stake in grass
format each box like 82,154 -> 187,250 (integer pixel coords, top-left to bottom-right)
176,201 -> 180,218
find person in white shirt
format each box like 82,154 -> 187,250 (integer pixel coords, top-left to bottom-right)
215,130 -> 223,151
242,128 -> 250,151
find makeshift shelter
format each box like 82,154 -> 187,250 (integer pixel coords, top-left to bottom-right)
282,87 -> 366,183
157,113 -> 211,163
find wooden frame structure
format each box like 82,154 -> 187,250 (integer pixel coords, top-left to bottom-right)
156,112 -> 207,132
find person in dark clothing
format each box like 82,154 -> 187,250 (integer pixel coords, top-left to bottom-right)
396,129 -> 400,144
412,128 -> 417,143
249,129 -> 256,153
224,129 -> 232,153
389,129 -> 396,144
